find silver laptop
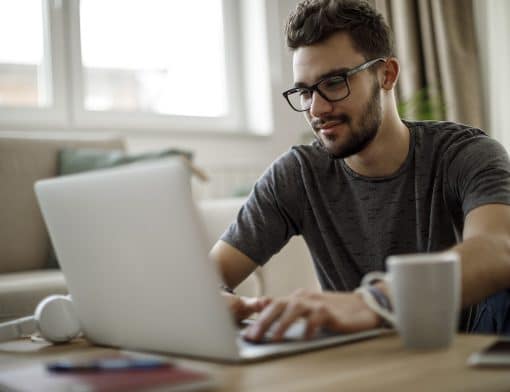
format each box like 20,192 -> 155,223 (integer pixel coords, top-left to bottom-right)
34,158 -> 387,362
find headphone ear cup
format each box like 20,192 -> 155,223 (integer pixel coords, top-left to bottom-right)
34,295 -> 81,343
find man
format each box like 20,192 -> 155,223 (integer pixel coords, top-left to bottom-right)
210,0 -> 510,341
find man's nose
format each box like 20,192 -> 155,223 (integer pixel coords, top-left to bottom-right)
309,91 -> 334,118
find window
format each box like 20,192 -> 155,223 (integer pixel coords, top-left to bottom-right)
0,0 -> 246,132
0,0 -> 51,107
80,0 -> 228,117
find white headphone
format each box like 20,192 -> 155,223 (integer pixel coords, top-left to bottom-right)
0,295 -> 81,343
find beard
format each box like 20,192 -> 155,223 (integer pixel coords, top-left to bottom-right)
311,80 -> 382,159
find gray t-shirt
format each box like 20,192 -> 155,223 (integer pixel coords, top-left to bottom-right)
221,121 -> 510,291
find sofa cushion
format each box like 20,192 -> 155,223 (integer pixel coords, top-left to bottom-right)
0,132 -> 125,273
58,148 -> 193,176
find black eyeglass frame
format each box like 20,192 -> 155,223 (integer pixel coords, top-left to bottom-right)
282,57 -> 386,112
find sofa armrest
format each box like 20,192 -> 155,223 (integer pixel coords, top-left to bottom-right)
0,270 -> 67,322
0,132 -> 125,273
197,198 -> 320,298
197,198 -> 263,297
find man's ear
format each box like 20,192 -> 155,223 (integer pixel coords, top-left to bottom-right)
381,57 -> 399,90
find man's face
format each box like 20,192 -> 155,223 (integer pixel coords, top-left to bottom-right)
292,32 -> 383,159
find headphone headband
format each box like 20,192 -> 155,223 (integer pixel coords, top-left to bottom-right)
0,316 -> 36,342
0,295 -> 81,343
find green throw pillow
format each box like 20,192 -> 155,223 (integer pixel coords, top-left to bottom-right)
45,147 -> 193,269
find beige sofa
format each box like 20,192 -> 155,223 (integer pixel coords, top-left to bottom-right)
0,132 -> 126,322
0,132 -> 319,323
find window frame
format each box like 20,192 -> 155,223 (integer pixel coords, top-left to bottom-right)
0,0 -> 68,128
0,0 -> 246,134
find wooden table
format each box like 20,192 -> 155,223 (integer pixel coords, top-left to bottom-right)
0,334 -> 508,391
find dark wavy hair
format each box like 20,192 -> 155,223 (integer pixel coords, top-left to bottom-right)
285,0 -> 394,60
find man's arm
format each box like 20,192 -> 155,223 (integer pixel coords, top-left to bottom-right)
451,203 -> 510,306
210,240 -> 271,323
244,204 -> 510,342
209,240 -> 259,289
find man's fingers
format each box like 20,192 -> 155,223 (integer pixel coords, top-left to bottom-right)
270,300 -> 310,341
224,295 -> 272,323
242,291 -> 383,342
304,305 -> 331,339
258,296 -> 273,308
241,296 -> 272,312
244,300 -> 287,341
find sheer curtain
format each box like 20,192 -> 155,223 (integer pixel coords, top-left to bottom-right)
373,0 -> 486,130
474,0 -> 510,148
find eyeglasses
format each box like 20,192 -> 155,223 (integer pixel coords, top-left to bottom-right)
282,58 -> 386,112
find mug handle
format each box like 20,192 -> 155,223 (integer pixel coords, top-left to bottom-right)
361,271 -> 388,287
358,272 -> 396,326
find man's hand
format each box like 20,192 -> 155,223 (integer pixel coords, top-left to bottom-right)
222,292 -> 272,323
243,289 -> 382,342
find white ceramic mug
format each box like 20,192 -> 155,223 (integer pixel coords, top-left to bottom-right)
362,252 -> 461,349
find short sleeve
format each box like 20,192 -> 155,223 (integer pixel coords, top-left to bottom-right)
446,135 -> 510,217
220,151 -> 305,265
